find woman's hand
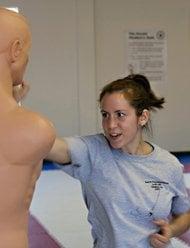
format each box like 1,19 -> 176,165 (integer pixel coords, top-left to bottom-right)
149,219 -> 172,248
13,81 -> 30,103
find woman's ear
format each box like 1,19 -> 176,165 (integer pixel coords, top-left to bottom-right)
138,109 -> 149,126
10,39 -> 23,62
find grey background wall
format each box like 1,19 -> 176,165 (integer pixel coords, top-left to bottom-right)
1,0 -> 97,137
1,0 -> 190,151
95,0 -> 190,152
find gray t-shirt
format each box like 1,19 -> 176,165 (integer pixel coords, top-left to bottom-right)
56,134 -> 190,248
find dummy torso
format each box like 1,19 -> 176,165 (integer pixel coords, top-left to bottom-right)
0,91 -> 55,248
0,8 -> 56,248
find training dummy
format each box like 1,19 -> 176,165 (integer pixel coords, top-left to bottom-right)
0,7 -> 55,248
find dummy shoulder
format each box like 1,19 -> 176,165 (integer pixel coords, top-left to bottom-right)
3,108 -> 56,163
17,108 -> 55,137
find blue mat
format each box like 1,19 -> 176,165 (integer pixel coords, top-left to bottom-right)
43,161 -> 58,171
172,152 -> 190,164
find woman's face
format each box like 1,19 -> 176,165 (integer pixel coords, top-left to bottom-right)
100,92 -> 143,153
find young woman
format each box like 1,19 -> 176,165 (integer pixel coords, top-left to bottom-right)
48,74 -> 190,247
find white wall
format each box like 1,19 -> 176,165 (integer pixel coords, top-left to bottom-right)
95,0 -> 190,151
1,0 -> 97,137
1,0 -> 190,151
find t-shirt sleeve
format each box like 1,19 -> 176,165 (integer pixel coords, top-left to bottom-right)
171,165 -> 190,215
55,136 -> 92,182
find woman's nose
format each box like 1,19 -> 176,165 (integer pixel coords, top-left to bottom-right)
107,116 -> 118,129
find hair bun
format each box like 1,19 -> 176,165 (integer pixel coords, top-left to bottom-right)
127,74 -> 151,93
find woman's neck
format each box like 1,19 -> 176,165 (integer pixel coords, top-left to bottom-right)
135,141 -> 153,155
122,136 -> 153,156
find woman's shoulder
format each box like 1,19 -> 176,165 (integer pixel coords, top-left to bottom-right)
81,133 -> 108,145
78,133 -> 112,157
153,143 -> 183,169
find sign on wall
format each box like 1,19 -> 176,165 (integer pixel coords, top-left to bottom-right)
126,30 -> 167,84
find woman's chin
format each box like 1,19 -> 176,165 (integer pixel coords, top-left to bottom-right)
109,140 -> 122,149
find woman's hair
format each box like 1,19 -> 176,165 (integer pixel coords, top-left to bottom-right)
99,74 -> 165,116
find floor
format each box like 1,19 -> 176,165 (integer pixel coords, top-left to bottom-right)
29,214 -> 62,248
30,166 -> 93,248
29,154 -> 190,248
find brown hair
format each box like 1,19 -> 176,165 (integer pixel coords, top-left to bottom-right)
99,74 -> 165,116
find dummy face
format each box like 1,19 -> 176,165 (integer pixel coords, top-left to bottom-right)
100,92 -> 145,153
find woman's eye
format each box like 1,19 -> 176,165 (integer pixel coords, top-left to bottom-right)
117,112 -> 126,118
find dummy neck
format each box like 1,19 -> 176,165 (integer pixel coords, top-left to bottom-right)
0,59 -> 14,97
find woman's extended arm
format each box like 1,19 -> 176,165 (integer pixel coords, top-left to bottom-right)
46,137 -> 71,164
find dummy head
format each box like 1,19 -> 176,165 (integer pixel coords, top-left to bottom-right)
0,7 -> 31,85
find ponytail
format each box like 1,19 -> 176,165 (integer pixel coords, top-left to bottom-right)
125,74 -> 165,112
99,74 -> 165,115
